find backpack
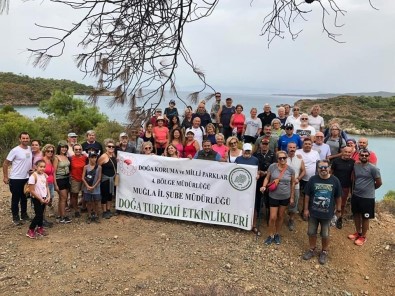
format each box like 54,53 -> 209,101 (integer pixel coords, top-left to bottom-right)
324,136 -> 345,153
84,165 -> 98,186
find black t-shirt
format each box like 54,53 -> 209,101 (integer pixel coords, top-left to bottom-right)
331,157 -> 355,188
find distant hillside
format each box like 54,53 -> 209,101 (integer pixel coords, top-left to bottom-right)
295,95 -> 395,135
0,72 -> 95,106
275,91 -> 395,98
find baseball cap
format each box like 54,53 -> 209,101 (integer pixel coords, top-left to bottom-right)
169,99 -> 176,105
243,143 -> 252,151
88,151 -> 98,158
68,132 -> 78,137
156,108 -> 162,112
226,97 -> 232,101
186,130 -> 195,135
347,138 -> 356,144
285,123 -> 294,129
120,132 -> 128,138
58,140 -> 68,147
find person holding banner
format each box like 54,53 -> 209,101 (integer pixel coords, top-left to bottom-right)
260,150 -> 295,245
165,144 -> 179,158
141,142 -> 155,155
226,136 -> 242,163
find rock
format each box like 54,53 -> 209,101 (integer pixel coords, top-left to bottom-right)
385,245 -> 390,250
225,263 -> 231,269
114,235 -> 118,239
365,275 -> 369,280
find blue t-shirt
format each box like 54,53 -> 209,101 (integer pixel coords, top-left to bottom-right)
278,134 -> 302,152
235,155 -> 259,166
304,175 -> 341,220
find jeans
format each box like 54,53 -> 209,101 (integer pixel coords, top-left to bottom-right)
29,198 -> 45,229
9,178 -> 28,218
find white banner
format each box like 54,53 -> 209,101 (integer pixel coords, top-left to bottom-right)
116,151 -> 257,230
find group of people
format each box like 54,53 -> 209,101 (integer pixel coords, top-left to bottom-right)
3,93 -> 382,266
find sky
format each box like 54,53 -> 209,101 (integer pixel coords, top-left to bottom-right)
0,0 -> 394,94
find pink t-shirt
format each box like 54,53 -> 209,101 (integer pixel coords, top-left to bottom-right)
153,126 -> 169,147
212,144 -> 229,158
233,113 -> 245,133
28,172 -> 48,199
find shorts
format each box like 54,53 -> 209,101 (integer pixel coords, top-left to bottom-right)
56,177 -> 70,191
100,180 -> 113,204
83,193 -> 101,202
48,183 -> 55,200
288,189 -> 300,213
70,179 -> 83,194
299,180 -> 307,193
351,194 -> 375,219
268,197 -> 290,207
341,187 -> 350,208
307,216 -> 331,239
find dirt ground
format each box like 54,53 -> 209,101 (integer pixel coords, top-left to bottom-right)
0,171 -> 394,296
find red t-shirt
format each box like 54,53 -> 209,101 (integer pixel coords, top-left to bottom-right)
70,155 -> 88,181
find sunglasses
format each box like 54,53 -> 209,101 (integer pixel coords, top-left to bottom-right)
301,118 -> 308,120
144,147 -> 152,150
293,109 -> 300,111
107,145 -> 115,148
46,150 -> 54,153
318,166 -> 329,169
230,142 -> 237,145
278,157 -> 287,160
360,154 -> 369,157
285,127 -> 293,130
74,149 -> 82,151
261,142 -> 269,145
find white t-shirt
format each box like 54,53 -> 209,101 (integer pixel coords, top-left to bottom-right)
308,115 -> 325,132
312,143 -> 331,160
6,146 -> 33,179
287,156 -> 303,189
186,126 -> 205,149
295,149 -> 320,181
244,117 -> 262,137
28,172 -> 48,199
285,115 -> 301,130
295,126 -> 316,141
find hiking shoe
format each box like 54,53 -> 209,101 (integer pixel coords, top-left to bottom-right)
348,232 -> 361,241
319,250 -> 328,265
288,219 -> 295,231
56,216 -> 62,223
74,211 -> 81,218
354,236 -> 367,246
263,236 -> 274,245
21,213 -> 30,221
35,227 -> 48,236
26,229 -> 36,239
106,210 -> 113,218
336,217 -> 343,229
303,248 -> 316,261
274,234 -> 281,245
43,219 -> 53,228
12,216 -> 22,226
91,215 -> 100,223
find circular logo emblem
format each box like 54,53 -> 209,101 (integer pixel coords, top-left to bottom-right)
229,167 -> 252,191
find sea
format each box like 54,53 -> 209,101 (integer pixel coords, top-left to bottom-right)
13,91 -> 394,200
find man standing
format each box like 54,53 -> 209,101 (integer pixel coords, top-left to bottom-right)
3,132 -> 33,225
186,117 -> 205,149
278,123 -> 303,152
193,140 -> 221,161
192,103 -> 212,128
296,138 -> 320,190
348,149 -> 382,246
254,125 -> 278,153
286,142 -> 306,231
308,105 -> 325,133
312,132 -> 331,160
356,137 -> 378,165
210,92 -> 222,131
67,132 -> 78,157
330,146 -> 355,229
258,103 -> 276,135
116,132 -> 136,154
302,160 -> 342,265
81,130 -> 104,156
217,97 -> 235,140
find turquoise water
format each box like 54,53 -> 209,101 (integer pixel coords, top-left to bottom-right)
13,92 -> 393,199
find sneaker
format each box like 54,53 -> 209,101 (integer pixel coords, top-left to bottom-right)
348,232 -> 361,241
74,211 -> 81,218
274,234 -> 281,245
106,210 -> 113,218
21,213 -> 30,221
319,250 -> 328,265
35,227 -> 48,236
56,216 -> 62,223
12,216 -> 22,226
43,219 -> 54,228
303,248 -> 316,260
91,215 -> 100,223
336,217 -> 343,229
263,236 -> 274,245
288,219 -> 295,231
63,216 -> 72,223
26,229 -> 36,239
102,212 -> 108,219
354,236 -> 367,246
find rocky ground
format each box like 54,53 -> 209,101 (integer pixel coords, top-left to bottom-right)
0,174 -> 394,296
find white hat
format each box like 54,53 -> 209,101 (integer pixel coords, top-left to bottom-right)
68,132 -> 78,137
243,143 -> 252,151
119,132 -> 128,138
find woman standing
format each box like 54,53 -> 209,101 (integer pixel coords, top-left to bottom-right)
169,128 -> 184,157
230,104 -> 245,141
169,116 -> 181,131
181,109 -> 193,130
243,108 -> 262,144
54,141 -> 71,224
212,133 -> 228,162
153,116 -> 169,156
184,130 -> 199,159
142,122 -> 156,153
97,139 -> 117,219
260,151 -> 295,245
271,118 -> 285,142
31,140 -> 43,169
226,136 -> 242,163
70,144 -> 87,218
42,144 -> 56,221
205,123 -> 217,145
